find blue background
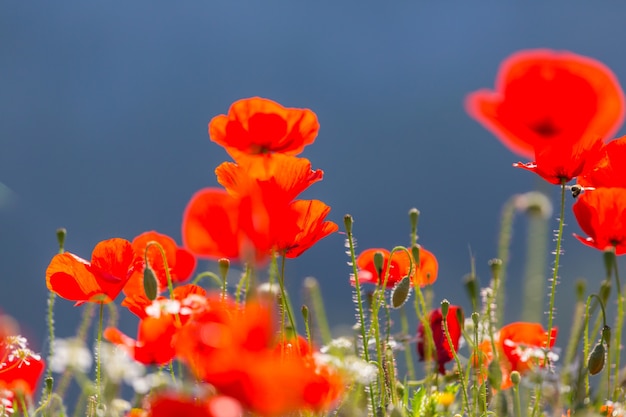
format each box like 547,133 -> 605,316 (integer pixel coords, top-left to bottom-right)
1,3 -> 624,354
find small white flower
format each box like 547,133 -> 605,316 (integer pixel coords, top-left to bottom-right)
99,343 -> 145,385
49,338 -> 92,374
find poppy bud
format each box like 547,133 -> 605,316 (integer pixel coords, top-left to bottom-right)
441,299 -> 450,317
587,342 -> 606,375
488,259 -> 502,281
343,214 -> 353,234
218,258 -> 230,282
143,265 -> 158,301
391,276 -> 411,309
301,305 -> 309,323
471,312 -> 479,326
510,370 -> 521,386
56,227 -> 67,253
373,251 -> 384,278
409,208 -> 420,232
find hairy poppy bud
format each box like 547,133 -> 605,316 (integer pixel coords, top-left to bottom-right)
143,265 -> 158,301
56,228 -> 67,253
391,276 -> 411,309
343,214 -> 353,234
373,251 -> 384,279
587,342 -> 606,375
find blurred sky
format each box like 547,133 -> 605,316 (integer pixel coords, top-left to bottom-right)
2,3 -> 626,350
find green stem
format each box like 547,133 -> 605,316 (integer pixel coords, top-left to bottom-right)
442,305 -> 469,416
400,305 -> 415,380
278,256 -> 297,336
611,250 -> 622,402
343,215 -> 376,411
191,271 -> 223,288
304,277 -> 332,346
546,179 -> 566,350
96,303 -> 104,407
495,194 -> 518,327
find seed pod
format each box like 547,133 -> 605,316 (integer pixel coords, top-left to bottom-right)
391,276 -> 411,309
587,342 -> 606,375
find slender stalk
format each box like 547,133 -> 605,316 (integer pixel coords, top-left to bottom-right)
303,277 -> 332,346
343,215 -> 376,411
400,305 -> 416,380
96,303 -> 104,407
611,249 -> 622,402
441,301 -> 469,416
191,271 -> 223,288
495,195 -> 518,326
278,255 -> 298,336
546,179 -> 566,349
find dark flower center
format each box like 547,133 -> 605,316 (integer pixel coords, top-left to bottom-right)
530,118 -> 560,137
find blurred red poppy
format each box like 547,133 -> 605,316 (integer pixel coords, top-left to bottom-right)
355,246 -> 438,288
417,305 -> 463,374
467,49 -> 624,160
46,238 -> 139,305
578,136 -> 626,188
146,393 -> 243,417
573,187 -> 626,254
209,97 -> 319,160
475,322 -> 557,389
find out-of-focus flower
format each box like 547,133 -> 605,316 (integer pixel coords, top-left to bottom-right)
209,97 -> 319,160
46,238 -> 140,305
417,306 -> 463,374
108,285 -> 207,365
99,343 -> 145,386
0,337 -> 45,397
572,187 -> 626,254
122,231 -> 196,299
175,298 -> 343,416
578,136 -> 626,188
475,322 -> 558,389
49,338 -> 92,374
466,49 -> 624,160
144,392 -> 243,417
355,246 -> 438,288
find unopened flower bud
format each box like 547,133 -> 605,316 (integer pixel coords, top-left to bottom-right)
510,370 -> 521,386
373,251 -> 384,278
471,312 -> 479,326
343,214 -> 353,234
587,342 -> 606,375
143,266 -> 158,301
488,259 -> 502,282
464,273 -> 479,309
391,276 -> 412,309
218,258 -> 230,281
440,299 -> 450,317
56,228 -> 67,253
409,208 -> 420,231
301,305 -> 309,323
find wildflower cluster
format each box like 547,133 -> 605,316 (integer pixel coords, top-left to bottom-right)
5,48 -> 626,417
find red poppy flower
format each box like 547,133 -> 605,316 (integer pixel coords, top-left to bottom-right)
578,136 -> 626,188
107,286 -> 208,365
216,154 -> 323,201
122,231 -> 196,299
46,238 -> 139,305
513,134 -> 605,184
467,49 -> 625,160
146,393 -> 243,417
573,187 -> 626,254
417,306 -> 463,374
183,187 -> 336,263
209,97 -> 319,160
355,246 -> 438,288
475,322 -> 557,389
